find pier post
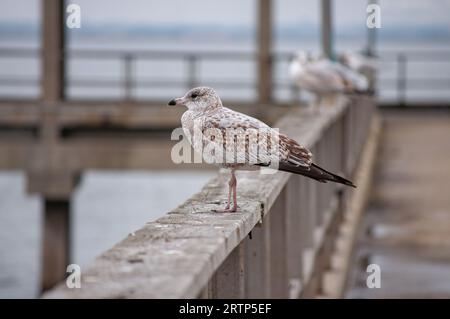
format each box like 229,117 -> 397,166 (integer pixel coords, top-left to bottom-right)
38,0 -> 69,292
269,189 -> 288,298
366,0 -> 378,57
321,0 -> 333,59
41,199 -> 71,291
258,0 -> 272,104
42,0 -> 65,102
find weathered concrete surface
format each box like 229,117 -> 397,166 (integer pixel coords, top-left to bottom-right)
347,109 -> 450,298
320,114 -> 381,298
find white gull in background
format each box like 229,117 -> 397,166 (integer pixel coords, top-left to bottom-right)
289,52 -> 369,110
168,87 -> 355,212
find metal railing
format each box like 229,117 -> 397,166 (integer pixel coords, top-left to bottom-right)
0,48 -> 41,91
66,49 -> 260,97
377,50 -> 450,105
1,47 -> 450,105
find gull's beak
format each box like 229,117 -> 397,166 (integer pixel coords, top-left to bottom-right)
168,97 -> 185,106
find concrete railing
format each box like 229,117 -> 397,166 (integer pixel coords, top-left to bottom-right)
44,96 -> 376,298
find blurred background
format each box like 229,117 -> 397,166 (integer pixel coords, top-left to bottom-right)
0,0 -> 449,298
2,0 -> 450,102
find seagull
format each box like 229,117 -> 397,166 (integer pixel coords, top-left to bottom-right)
289,52 -> 369,109
168,87 -> 355,212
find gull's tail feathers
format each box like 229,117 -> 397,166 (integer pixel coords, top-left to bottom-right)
278,161 -> 356,188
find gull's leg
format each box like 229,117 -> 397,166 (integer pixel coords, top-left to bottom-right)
230,170 -> 238,212
214,169 -> 237,213
224,177 -> 232,210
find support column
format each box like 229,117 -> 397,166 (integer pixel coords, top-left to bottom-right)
321,0 -> 333,59
42,0 -> 65,101
208,245 -> 245,298
257,0 -> 272,104
269,189 -> 288,298
39,0 -> 68,293
244,220 -> 271,298
366,0 -> 378,57
42,199 -> 71,291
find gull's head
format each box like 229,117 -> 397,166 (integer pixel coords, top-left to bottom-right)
168,87 -> 222,111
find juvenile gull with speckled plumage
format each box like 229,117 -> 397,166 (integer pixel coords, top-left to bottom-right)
168,87 -> 355,212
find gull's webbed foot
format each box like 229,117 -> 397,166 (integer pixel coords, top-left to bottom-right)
213,202 -> 238,213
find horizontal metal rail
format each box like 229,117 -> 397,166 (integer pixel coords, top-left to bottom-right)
0,47 -> 449,104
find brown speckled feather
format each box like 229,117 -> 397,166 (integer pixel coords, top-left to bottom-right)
183,106 -> 313,168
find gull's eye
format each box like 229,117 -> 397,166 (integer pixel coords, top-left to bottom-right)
191,93 -> 198,99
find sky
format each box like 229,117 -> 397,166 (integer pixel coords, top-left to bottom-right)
1,0 -> 450,30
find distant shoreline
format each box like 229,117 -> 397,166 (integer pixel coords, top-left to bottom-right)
1,22 -> 449,41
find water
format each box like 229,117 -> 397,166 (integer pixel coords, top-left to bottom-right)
0,170 -> 214,298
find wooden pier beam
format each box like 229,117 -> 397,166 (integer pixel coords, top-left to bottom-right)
321,0 -> 334,59
366,0 -> 378,57
41,199 -> 71,292
257,0 -> 272,104
41,0 -> 65,102
39,0 -> 69,293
